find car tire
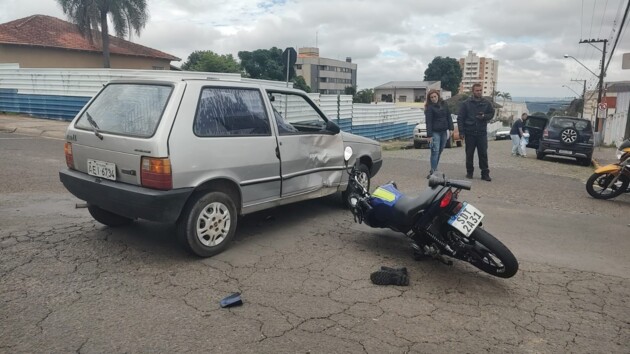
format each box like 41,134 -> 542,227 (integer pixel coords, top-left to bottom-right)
536,150 -> 545,160
177,191 -> 238,258
413,141 -> 422,149
456,140 -> 462,147
445,137 -> 453,148
87,204 -> 134,227
579,157 -> 592,166
342,163 -> 370,208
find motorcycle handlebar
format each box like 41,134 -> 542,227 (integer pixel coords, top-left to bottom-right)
428,175 -> 472,190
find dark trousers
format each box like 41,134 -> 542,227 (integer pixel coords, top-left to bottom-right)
465,134 -> 489,175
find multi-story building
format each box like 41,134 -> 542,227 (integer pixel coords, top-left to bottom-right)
295,47 -> 357,94
458,50 -> 499,97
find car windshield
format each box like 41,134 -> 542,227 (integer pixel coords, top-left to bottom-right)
75,83 -> 173,138
550,117 -> 591,132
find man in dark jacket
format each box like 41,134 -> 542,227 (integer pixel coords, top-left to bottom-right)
457,83 -> 495,181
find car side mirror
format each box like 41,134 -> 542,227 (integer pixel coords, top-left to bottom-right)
325,120 -> 340,134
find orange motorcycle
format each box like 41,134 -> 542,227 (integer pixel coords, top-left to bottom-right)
586,139 -> 630,199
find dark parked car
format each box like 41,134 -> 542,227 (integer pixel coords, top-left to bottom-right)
524,115 -> 594,166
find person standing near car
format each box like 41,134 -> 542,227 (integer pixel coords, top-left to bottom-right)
425,89 -> 453,178
510,113 -> 528,157
457,83 -> 495,181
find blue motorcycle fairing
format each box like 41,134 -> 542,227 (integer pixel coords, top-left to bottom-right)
367,183 -> 444,231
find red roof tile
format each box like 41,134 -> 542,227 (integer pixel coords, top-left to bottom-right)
0,15 -> 179,61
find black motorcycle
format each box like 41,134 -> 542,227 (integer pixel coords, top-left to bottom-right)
344,147 -> 518,279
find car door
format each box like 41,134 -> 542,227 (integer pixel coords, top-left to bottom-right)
524,115 -> 548,149
265,90 -> 344,198
169,82 -> 281,208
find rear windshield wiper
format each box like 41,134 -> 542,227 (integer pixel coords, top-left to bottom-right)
85,112 -> 104,140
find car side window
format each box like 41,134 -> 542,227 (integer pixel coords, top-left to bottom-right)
268,92 -> 328,135
194,87 -> 270,137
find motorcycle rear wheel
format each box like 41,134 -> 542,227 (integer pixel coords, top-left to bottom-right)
586,172 -> 629,200
466,228 -> 518,278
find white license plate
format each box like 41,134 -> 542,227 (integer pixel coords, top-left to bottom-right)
448,202 -> 484,237
559,150 -> 573,155
87,159 -> 116,181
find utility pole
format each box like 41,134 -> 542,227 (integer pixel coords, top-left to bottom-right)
578,39 -> 607,132
571,79 -> 586,118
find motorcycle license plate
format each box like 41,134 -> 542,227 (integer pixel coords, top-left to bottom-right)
448,202 -> 484,237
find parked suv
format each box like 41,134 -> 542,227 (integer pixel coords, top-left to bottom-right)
59,77 -> 382,257
524,115 -> 594,166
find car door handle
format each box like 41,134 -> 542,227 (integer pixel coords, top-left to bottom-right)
275,146 -> 281,159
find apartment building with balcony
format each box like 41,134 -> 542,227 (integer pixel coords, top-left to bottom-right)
295,47 -> 357,94
458,50 -> 499,97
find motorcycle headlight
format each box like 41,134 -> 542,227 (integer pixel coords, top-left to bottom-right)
616,150 -> 623,160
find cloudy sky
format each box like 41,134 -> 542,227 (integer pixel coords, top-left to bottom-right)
1,0 -> 628,98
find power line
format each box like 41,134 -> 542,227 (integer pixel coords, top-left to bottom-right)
604,0 -> 630,73
597,0 -> 610,38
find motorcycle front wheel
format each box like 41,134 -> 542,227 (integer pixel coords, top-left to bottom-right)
586,172 -> 629,199
465,228 -> 519,278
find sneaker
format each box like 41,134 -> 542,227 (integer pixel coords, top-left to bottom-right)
481,174 -> 492,182
370,270 -> 409,286
465,173 -> 473,179
380,266 -> 408,275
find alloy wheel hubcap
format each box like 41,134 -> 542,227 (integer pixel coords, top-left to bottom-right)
196,202 -> 231,247
561,129 -> 577,144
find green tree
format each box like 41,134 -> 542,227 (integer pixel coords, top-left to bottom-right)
238,47 -> 294,81
344,86 -> 357,96
57,0 -> 148,68
181,50 -> 241,73
423,57 -> 463,95
354,88 -> 374,103
292,76 -> 311,92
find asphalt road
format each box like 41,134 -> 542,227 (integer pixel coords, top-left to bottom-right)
1,132 -> 629,353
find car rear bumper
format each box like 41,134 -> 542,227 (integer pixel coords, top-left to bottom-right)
59,168 -> 194,223
540,141 -> 594,159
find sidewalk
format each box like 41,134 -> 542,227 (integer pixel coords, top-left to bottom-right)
0,113 -> 621,167
0,114 -> 69,140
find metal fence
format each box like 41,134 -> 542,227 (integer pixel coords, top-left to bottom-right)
0,68 -> 423,140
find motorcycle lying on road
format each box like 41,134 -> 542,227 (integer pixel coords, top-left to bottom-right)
343,147 -> 518,279
586,139 -> 630,200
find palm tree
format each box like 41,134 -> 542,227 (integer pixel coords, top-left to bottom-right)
56,0 -> 148,68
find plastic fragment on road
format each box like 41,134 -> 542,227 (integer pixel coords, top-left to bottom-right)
220,292 -> 243,308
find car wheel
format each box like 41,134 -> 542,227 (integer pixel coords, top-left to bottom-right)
536,150 -> 545,160
342,163 -> 370,208
87,204 -> 134,227
177,191 -> 237,257
579,157 -> 592,166
445,137 -> 453,148
456,140 -> 462,147
413,141 -> 421,149
560,128 -> 578,145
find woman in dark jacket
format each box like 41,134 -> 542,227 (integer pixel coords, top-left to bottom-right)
425,89 -> 454,178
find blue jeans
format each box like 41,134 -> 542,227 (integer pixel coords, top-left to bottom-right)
429,130 -> 448,173
511,135 -> 520,155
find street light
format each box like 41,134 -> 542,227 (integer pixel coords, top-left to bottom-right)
563,55 -> 599,78
562,84 -> 581,97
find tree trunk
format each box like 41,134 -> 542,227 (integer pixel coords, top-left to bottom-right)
100,11 -> 110,68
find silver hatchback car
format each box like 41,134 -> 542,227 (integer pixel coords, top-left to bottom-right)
59,77 -> 382,257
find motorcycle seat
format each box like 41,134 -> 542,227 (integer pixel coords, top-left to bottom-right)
388,188 -> 440,228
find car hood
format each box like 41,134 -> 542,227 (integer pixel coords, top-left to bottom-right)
341,131 -> 380,146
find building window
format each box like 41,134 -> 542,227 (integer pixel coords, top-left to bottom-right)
296,64 -> 302,69
399,96 -> 407,102
381,94 -> 393,102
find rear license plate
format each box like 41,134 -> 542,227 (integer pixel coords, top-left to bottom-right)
448,202 -> 484,237
87,159 -> 116,181
559,150 -> 573,155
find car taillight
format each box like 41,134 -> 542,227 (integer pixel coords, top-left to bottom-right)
543,129 -> 548,138
141,157 -> 172,190
440,190 -> 453,208
64,142 -> 74,169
